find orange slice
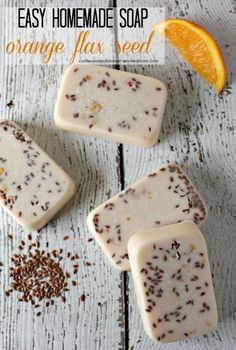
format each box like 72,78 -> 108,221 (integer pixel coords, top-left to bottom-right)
153,19 -> 226,92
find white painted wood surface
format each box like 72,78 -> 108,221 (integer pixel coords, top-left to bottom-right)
118,0 -> 236,349
0,0 -> 235,349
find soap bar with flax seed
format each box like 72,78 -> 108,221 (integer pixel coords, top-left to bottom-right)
87,163 -> 207,271
128,221 -> 218,343
0,120 -> 75,230
54,65 -> 167,147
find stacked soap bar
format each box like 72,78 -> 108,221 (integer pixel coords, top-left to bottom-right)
54,65 -> 167,147
0,120 -> 75,230
128,222 -> 218,343
87,163 -> 207,271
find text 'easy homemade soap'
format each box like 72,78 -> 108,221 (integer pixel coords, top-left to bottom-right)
87,163 -> 207,271
54,65 -> 167,147
0,120 -> 75,230
128,222 -> 218,343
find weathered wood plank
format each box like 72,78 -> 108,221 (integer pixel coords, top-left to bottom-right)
0,1 -> 125,350
117,0 -> 236,349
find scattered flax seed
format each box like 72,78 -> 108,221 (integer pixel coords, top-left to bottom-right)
7,234 -> 13,240
80,294 -> 86,302
5,240 -> 81,316
6,100 -> 15,108
87,237 -> 94,242
85,261 -> 92,267
63,235 -> 70,241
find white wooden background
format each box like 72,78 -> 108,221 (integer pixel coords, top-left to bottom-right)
0,0 -> 235,349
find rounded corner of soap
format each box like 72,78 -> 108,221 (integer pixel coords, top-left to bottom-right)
86,210 -> 95,231
86,212 -> 92,227
61,64 -> 80,83
189,221 -> 205,238
54,107 -> 63,126
66,176 -> 76,199
145,140 -> 158,148
127,232 -> 138,252
23,221 -> 44,232
128,231 -> 146,257
63,64 -> 77,76
141,137 -> 158,148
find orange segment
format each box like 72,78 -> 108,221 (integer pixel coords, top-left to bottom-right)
154,19 -> 226,92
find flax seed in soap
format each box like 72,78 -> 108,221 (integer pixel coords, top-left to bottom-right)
54,65 -> 167,147
0,120 -> 75,230
87,163 -> 207,271
128,222 -> 218,343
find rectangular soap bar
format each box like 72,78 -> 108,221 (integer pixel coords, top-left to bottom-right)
54,65 -> 167,147
87,163 -> 207,271
0,120 -> 75,230
128,222 -> 218,343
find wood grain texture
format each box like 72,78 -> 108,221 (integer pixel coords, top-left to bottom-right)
117,0 -> 236,349
0,1 -> 125,350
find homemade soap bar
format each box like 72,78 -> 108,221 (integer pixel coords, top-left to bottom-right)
87,163 -> 207,271
54,65 -> 167,147
128,222 -> 218,343
0,120 -> 75,230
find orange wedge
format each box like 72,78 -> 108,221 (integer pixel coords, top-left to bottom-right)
153,19 -> 226,92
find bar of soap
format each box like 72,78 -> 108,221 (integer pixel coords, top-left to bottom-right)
0,120 -> 75,230
128,221 -> 217,343
87,163 -> 207,271
54,65 -> 167,147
